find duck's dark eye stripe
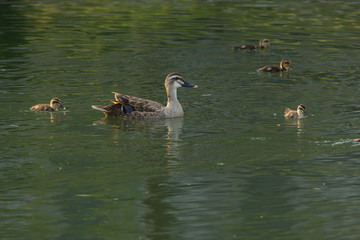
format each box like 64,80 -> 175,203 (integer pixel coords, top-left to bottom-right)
169,75 -> 182,81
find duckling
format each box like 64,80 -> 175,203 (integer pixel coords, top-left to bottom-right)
284,104 -> 307,119
92,72 -> 198,119
232,39 -> 271,50
30,98 -> 65,112
258,59 -> 290,72
353,138 -> 360,142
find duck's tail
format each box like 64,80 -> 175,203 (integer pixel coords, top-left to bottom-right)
91,105 -> 109,113
284,107 -> 291,114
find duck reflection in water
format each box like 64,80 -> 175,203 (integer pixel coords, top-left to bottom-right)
284,118 -> 306,135
138,119 -> 184,239
31,111 -> 67,123
93,117 -> 184,160
280,71 -> 291,78
49,112 -> 67,123
164,118 -> 183,161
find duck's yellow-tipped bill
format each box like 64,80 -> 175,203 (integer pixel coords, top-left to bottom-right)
182,81 -> 198,88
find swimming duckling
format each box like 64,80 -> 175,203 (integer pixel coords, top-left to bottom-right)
232,39 -> 271,50
284,104 -> 307,119
30,98 -> 65,112
92,72 -> 198,119
258,59 -> 290,72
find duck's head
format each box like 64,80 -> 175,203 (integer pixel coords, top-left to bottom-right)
50,98 -> 65,110
259,39 -> 271,48
280,59 -> 291,71
165,72 -> 198,90
297,104 -> 307,118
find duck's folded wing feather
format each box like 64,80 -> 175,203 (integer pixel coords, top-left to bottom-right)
131,110 -> 165,119
284,108 -> 298,118
92,103 -> 126,117
30,104 -> 52,111
233,44 -> 256,50
258,65 -> 280,72
112,92 -> 164,112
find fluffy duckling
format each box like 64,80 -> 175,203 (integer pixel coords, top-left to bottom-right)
284,104 -> 307,119
30,98 -> 65,112
258,59 -> 290,72
92,72 -> 198,119
232,39 -> 271,50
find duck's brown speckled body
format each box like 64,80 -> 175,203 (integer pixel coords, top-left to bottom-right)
233,39 -> 271,50
284,104 -> 307,119
258,59 -> 291,72
30,98 -> 65,112
92,72 -> 198,119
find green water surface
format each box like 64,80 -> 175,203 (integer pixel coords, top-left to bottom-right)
1,0 -> 360,239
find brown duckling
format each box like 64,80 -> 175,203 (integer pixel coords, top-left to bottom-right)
92,72 -> 198,119
258,59 -> 290,72
284,104 -> 307,119
232,39 -> 271,50
30,98 -> 65,112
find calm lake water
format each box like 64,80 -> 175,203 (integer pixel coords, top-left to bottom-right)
1,0 -> 360,239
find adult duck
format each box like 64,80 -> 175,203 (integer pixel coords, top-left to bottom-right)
92,72 -> 198,118
30,98 -> 65,112
232,39 -> 271,50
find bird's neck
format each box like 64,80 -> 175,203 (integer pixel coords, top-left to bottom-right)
165,86 -> 184,117
50,103 -> 56,110
297,109 -> 305,118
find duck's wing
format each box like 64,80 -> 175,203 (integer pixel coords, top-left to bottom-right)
30,104 -> 53,111
232,44 -> 257,50
92,103 -> 166,118
257,65 -> 280,72
284,108 -> 298,118
92,103 -> 127,117
131,110 -> 165,119
112,92 -> 165,112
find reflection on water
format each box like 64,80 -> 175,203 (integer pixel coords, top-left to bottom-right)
279,71 -> 291,78
257,70 -> 291,78
164,118 -> 183,160
284,118 -> 306,136
93,117 -> 184,162
31,111 -> 67,123
91,117 -> 185,239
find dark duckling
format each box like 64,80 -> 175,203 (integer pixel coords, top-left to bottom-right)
284,104 -> 307,119
30,98 -> 65,112
258,59 -> 290,72
232,39 -> 271,50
